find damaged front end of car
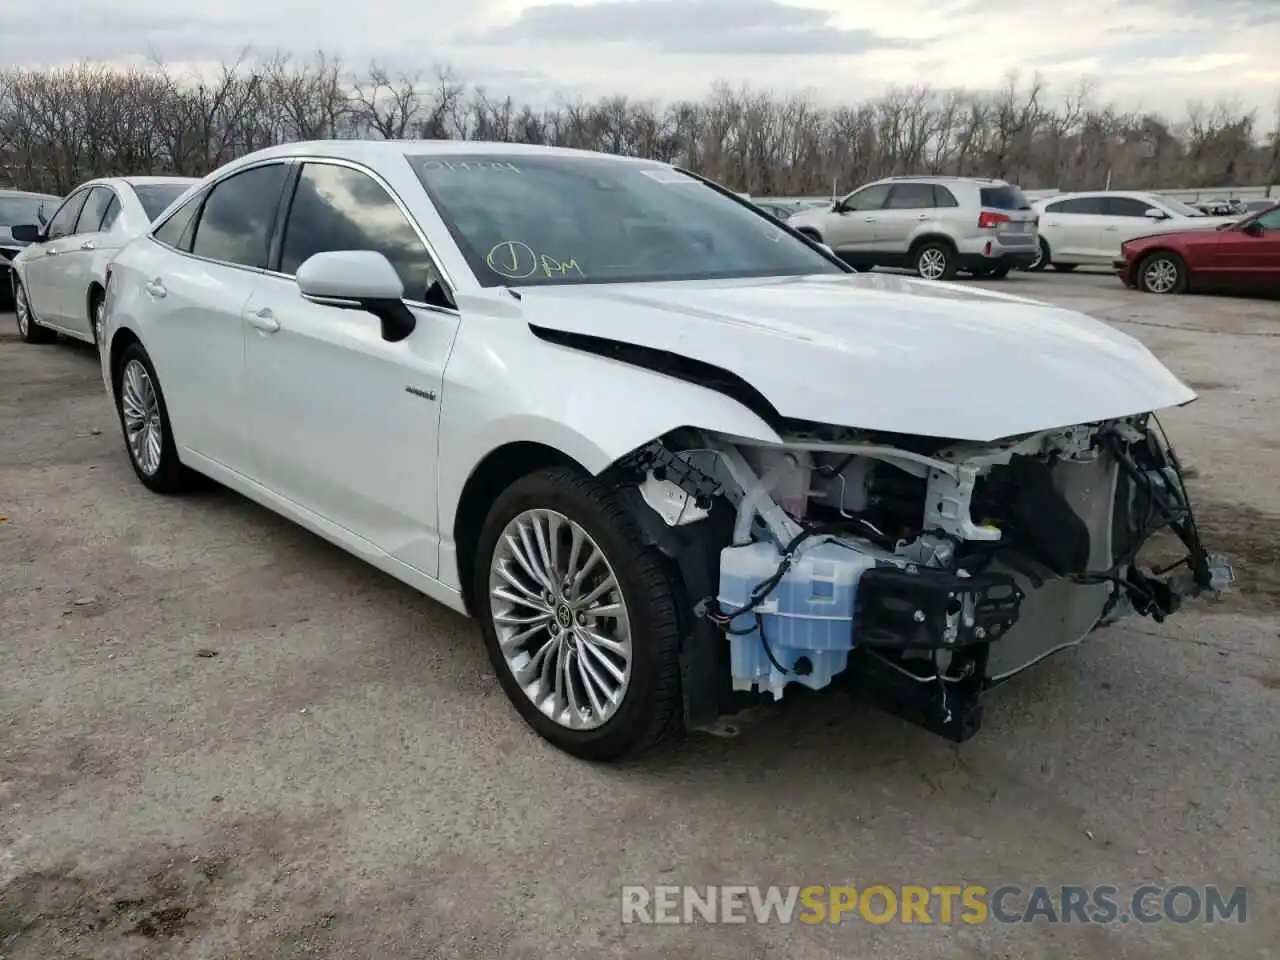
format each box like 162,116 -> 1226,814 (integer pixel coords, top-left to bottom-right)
608,415 -> 1234,742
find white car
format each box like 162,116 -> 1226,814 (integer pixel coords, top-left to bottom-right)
10,176 -> 198,347
97,141 -> 1232,761
1028,191 -> 1238,272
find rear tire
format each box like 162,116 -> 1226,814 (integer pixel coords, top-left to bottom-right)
1052,263 -> 1077,273
474,466 -> 683,761
13,280 -> 56,344
988,265 -> 1011,279
1137,251 -> 1188,295
113,342 -> 195,494
912,240 -> 957,281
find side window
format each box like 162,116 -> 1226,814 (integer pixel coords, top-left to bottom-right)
190,163 -> 291,269
279,162 -> 445,303
75,187 -> 116,233
153,191 -> 205,251
842,183 -> 890,212
885,183 -> 935,210
1254,208 -> 1280,231
99,194 -> 122,232
932,184 -> 959,207
1106,197 -> 1156,217
46,190 -> 89,240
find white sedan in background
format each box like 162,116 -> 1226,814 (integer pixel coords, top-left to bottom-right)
1028,190 -> 1238,271
97,140 -> 1231,761
10,176 -> 198,347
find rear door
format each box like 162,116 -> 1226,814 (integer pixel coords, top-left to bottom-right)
1099,196 -> 1162,261
1040,196 -> 1107,263
877,182 -> 937,254
55,185 -> 117,335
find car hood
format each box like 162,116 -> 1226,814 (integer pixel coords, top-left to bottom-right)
514,273 -> 1195,442
1128,222 -> 1245,246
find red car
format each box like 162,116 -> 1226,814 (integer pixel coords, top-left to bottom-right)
1115,203 -> 1280,295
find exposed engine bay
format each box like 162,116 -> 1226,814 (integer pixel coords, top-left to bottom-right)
611,415 -> 1235,742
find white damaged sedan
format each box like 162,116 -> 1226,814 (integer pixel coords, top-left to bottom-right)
98,141 -> 1234,760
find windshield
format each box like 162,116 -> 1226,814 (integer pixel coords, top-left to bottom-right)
1154,195 -> 1204,218
0,196 -> 55,227
406,154 -> 845,287
131,183 -> 192,221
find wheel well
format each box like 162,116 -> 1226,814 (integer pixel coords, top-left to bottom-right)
453,442 -> 582,615
107,328 -> 142,397
87,282 -> 104,318
910,234 -> 957,255
1138,247 -> 1183,265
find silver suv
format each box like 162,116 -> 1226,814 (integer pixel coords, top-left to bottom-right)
787,176 -> 1039,280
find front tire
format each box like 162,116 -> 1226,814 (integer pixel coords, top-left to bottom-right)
113,342 -> 193,494
1026,237 -> 1050,272
474,467 -> 683,761
13,280 -> 56,344
1137,251 -> 1188,295
912,241 -> 957,281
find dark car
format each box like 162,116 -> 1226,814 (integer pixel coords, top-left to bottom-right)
1,189 -> 61,306
1114,203 -> 1280,295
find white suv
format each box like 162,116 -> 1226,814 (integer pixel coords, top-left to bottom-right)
787,176 -> 1039,281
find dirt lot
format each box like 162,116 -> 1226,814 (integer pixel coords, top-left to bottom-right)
2,269 -> 1278,959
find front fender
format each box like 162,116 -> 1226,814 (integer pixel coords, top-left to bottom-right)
436,312 -> 783,539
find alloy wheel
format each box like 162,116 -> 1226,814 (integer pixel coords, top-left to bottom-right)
918,247 -> 947,280
120,358 -> 163,475
14,284 -> 29,337
1143,257 -> 1179,294
488,508 -> 633,731
93,298 -> 104,346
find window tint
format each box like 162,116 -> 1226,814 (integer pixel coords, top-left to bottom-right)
132,183 -> 192,221
1106,197 -> 1157,217
979,185 -> 1031,210
46,191 -> 89,240
409,155 -> 844,287
1254,208 -> 1280,230
932,184 -> 959,207
1046,196 -> 1107,215
280,163 -> 443,301
76,187 -> 116,233
153,192 -> 204,251
843,184 -> 890,212
885,183 -> 935,209
191,164 -> 290,268
99,194 -> 122,231
0,196 -> 57,227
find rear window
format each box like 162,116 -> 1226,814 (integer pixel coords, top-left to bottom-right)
131,183 -> 192,222
979,185 -> 1031,210
0,196 -> 55,226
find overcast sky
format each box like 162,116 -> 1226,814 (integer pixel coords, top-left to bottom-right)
3,0 -> 1278,119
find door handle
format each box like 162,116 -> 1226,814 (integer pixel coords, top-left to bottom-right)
863,217 -> 876,222
917,214 -> 930,220
80,240 -> 96,251
1104,226 -> 1119,232
44,248 -> 60,257
144,279 -> 166,299
247,308 -> 280,333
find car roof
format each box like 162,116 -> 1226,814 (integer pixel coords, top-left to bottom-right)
233,139 -> 663,168
121,176 -> 202,186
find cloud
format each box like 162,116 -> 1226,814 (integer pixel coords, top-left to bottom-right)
469,0 -> 925,56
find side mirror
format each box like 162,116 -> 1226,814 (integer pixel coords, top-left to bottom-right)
1143,208 -> 1167,220
295,250 -> 416,343
832,201 -> 847,214
1241,220 -> 1264,236
9,223 -> 43,243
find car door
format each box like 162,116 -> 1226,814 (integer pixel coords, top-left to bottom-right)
138,162 -> 293,474
22,187 -> 90,321
1041,196 -> 1106,263
241,160 -> 461,577
825,183 -> 890,256
54,185 -> 117,336
876,183 -> 936,255
1098,196 -> 1163,261
1211,208 -> 1280,287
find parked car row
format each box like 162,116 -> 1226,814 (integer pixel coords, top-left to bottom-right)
1,188 -> 61,307
8,177 -> 199,344
3,141 -> 1233,762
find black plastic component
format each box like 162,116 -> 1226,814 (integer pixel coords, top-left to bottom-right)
615,441 -> 722,510
979,455 -> 1091,575
853,566 -> 1024,650
841,645 -> 989,743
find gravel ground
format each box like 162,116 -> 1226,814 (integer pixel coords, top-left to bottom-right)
2,269 -> 1278,959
